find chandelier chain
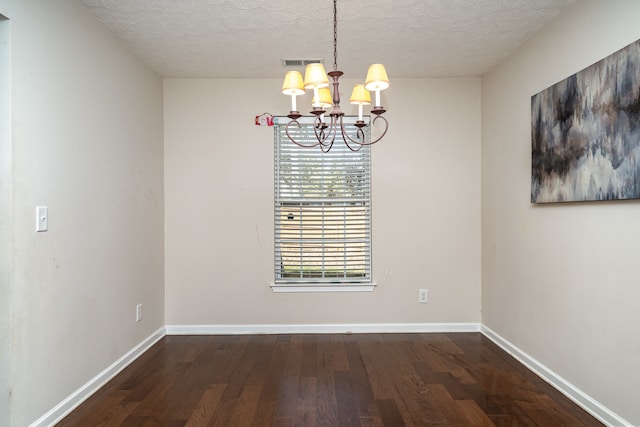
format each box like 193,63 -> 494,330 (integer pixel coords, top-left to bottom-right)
333,0 -> 338,71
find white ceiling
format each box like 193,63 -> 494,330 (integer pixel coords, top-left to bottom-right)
80,0 -> 577,79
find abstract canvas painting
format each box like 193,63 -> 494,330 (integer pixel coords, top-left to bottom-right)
531,39 -> 640,203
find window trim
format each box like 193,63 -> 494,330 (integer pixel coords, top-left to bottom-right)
272,116 -> 374,292
270,283 -> 376,293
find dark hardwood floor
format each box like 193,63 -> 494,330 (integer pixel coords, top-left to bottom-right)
57,333 -> 604,426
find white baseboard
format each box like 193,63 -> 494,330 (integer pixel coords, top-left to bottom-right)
30,327 -> 166,427
481,325 -> 632,427
165,322 -> 481,335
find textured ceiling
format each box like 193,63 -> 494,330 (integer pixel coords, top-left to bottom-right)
81,0 -> 577,79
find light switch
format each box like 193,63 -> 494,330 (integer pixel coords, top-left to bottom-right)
36,206 -> 48,232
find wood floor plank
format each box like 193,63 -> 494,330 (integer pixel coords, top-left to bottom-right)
343,335 -> 378,419
328,334 -> 350,371
391,336 -> 449,425
218,336 -> 259,400
58,333 -> 605,427
358,416 -> 384,427
226,384 -> 262,426
184,385 -> 227,427
249,338 -> 292,426
315,335 -> 340,426
300,335 -> 318,377
334,370 -> 361,426
425,383 -> 469,426
244,334 -> 278,387
376,398 -> 407,426
294,376 -> 317,427
457,399 -> 497,426
57,390 -> 129,426
123,380 -> 172,418
94,401 -> 139,427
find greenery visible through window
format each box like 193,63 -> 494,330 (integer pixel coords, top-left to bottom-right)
274,118 -> 371,284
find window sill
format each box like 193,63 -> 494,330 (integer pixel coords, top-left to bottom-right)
271,283 -> 376,293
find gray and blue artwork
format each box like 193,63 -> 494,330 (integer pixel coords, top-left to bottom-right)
531,39 -> 640,203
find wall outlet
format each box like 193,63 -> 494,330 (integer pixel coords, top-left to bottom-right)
136,303 -> 142,322
418,289 -> 428,303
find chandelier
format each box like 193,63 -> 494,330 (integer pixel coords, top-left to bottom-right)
280,0 -> 390,152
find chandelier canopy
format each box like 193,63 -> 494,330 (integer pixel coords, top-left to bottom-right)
280,0 -> 390,152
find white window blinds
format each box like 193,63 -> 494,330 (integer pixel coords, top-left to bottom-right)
274,118 -> 372,284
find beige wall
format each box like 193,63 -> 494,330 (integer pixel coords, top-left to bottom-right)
0,0 -> 165,425
0,13 -> 10,427
164,78 -> 481,326
481,0 -> 640,425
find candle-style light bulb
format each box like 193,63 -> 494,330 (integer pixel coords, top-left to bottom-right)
313,87 -> 320,108
350,84 -> 371,123
281,71 -> 305,117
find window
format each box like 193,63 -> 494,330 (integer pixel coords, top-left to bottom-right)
274,117 -> 372,288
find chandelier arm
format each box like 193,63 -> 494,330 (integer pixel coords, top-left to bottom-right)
354,128 -> 365,151
313,116 -> 331,145
320,137 -> 335,153
366,115 -> 390,145
319,115 -> 336,153
318,115 -> 338,148
350,115 -> 389,146
338,117 -> 365,152
344,133 -> 364,152
339,119 -> 365,146
340,115 -> 381,147
285,119 -> 321,148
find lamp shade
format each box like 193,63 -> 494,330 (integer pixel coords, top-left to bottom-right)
350,84 -> 371,105
281,71 -> 305,96
312,87 -> 333,108
364,64 -> 389,91
303,63 -> 330,89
